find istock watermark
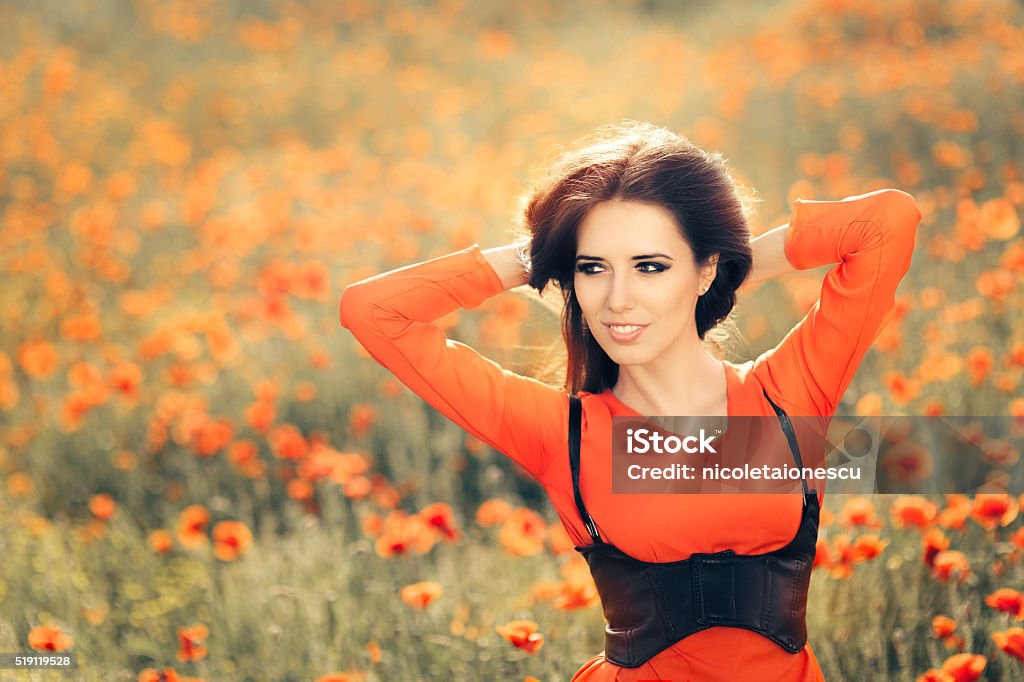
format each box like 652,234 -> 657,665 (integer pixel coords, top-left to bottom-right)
609,415 -> 1024,495
625,427 -> 719,454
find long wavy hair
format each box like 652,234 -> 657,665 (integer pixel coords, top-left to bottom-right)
509,120 -> 757,395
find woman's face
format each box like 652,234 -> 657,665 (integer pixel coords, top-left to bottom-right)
573,200 -> 717,366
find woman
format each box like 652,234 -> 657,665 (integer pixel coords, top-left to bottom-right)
339,120 -> 921,681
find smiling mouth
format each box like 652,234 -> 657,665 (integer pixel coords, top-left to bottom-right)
605,323 -> 649,342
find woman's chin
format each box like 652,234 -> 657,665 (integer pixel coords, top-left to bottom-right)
604,346 -> 650,366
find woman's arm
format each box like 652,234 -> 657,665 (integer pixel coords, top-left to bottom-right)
752,188 -> 922,418
339,243 -> 567,482
742,223 -> 796,288
481,239 -> 531,290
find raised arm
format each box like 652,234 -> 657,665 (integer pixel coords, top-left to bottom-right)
338,243 -> 567,482
755,188 -> 922,418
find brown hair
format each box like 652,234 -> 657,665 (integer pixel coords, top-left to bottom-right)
511,120 -> 756,395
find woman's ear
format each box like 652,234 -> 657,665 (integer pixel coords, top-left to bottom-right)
701,254 -> 720,291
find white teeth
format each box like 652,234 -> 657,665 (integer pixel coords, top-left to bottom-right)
609,325 -> 642,333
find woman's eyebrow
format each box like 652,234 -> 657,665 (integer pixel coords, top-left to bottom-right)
575,253 -> 675,262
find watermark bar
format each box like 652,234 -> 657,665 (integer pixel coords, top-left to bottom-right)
0,652 -> 79,669
610,415 -> 1024,495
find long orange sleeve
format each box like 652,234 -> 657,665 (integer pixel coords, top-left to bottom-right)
338,245 -> 568,482
756,188 -> 922,420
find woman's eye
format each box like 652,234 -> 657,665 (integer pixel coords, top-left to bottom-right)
576,263 -> 602,275
575,262 -> 667,275
637,262 -> 666,274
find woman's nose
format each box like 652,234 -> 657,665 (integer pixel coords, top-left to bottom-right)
606,272 -> 635,311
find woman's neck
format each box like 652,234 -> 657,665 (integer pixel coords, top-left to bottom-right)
612,346 -> 727,417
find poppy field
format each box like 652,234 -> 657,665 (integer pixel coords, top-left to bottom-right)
2,0 -> 1024,679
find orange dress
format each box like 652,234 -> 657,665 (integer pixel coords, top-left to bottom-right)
339,189 -> 921,681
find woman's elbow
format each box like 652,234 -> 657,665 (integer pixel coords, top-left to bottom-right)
880,189 -> 922,274
883,189 -> 923,229
339,284 -> 371,333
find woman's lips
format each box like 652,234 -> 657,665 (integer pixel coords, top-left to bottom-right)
605,323 -> 648,343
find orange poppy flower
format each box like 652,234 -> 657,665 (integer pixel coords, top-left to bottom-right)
294,380 -> 318,402
975,269 -> 1015,302
1009,344 -> 1024,369
965,347 -> 994,386
938,495 -> 971,530
547,523 -> 576,556
554,574 -> 599,611
931,550 -> 971,583
374,514 -> 434,558
883,371 -> 921,405
419,502 -> 461,543
293,260 -> 330,301
981,439 -> 1019,467
916,351 -> 963,384
244,400 -> 275,434
891,496 -> 938,529
852,534 -> 889,560
27,625 -> 74,651
88,493 -> 117,521
268,423 -> 309,460
228,439 -> 260,466
348,404 -> 377,439
377,377 -> 401,397
812,538 -> 832,571
138,668 -> 182,682
530,580 -> 562,603
932,616 -> 957,639
399,581 -> 443,608
7,471 -> 34,497
286,479 -> 314,501
17,340 -> 60,379
148,529 -> 174,553
212,520 -> 253,561
1005,240 -> 1024,275
365,640 -> 381,664
475,498 -> 513,527
970,493 -> 1019,530
923,528 -> 950,567
1011,527 -> 1024,550
176,504 -> 210,549
992,627 -> 1024,663
176,623 -> 208,662
344,475 -> 373,500
498,508 -> 547,556
838,497 -> 882,529
978,197 -> 1020,240
60,313 -> 103,342
478,28 -> 516,60
880,441 -> 933,485
495,619 -> 545,654
985,588 -> 1024,619
930,615 -> 963,650
827,536 -> 858,579
940,653 -> 986,682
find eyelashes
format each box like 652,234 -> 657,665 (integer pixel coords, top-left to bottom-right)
575,262 -> 669,275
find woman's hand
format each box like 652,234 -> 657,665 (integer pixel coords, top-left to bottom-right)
482,239 -> 531,291
741,223 -> 795,289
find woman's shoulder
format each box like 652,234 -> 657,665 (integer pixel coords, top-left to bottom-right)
735,356 -> 819,417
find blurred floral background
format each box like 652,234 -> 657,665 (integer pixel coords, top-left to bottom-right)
1,0 -> 1024,679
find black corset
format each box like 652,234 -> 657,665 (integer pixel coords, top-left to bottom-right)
568,389 -> 820,668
